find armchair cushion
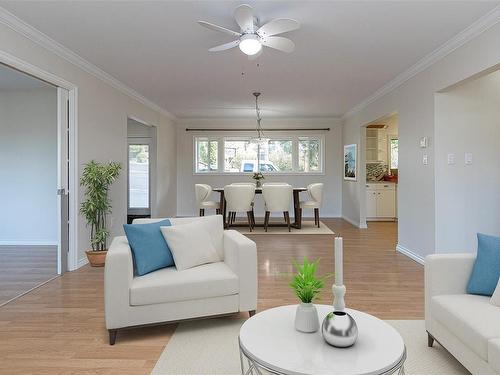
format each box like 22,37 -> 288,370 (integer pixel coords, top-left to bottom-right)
160,221 -> 220,271
123,219 -> 173,276
491,278 -> 500,306
467,233 -> 500,296
130,262 -> 238,306
431,293 -> 500,361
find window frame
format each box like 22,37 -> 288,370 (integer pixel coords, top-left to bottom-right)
194,136 -> 219,173
193,134 -> 325,175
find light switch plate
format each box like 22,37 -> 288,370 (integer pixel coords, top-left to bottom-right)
423,154 -> 428,165
465,153 -> 473,165
420,137 -> 428,148
447,153 -> 455,165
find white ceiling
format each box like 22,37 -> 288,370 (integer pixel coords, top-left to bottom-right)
0,63 -> 52,91
1,1 -> 498,118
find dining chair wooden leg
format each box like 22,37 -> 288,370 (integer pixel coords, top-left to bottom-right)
285,211 -> 291,232
251,209 -> 256,227
283,212 -> 287,223
314,208 -> 320,228
246,211 -> 253,232
227,211 -> 232,227
199,208 -> 205,217
264,211 -> 270,232
232,212 -> 236,224
216,208 -> 221,215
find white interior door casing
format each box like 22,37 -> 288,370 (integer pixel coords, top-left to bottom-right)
57,87 -> 69,274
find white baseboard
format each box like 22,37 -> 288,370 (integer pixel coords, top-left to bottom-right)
396,244 -> 425,265
0,240 -> 58,246
76,257 -> 89,269
341,216 -> 367,229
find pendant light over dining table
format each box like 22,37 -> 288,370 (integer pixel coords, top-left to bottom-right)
250,92 -> 269,146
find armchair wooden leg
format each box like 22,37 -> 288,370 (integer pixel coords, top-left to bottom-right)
264,211 -> 270,232
285,211 -> 291,232
109,329 -> 118,345
246,211 -> 253,232
199,208 -> 205,216
249,310 -> 256,317
314,208 -> 320,228
427,332 -> 435,347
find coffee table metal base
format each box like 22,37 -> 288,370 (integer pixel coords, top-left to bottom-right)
239,338 -> 407,375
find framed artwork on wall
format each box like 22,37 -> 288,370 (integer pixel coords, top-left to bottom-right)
344,144 -> 357,181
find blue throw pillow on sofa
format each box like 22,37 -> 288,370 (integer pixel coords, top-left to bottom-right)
123,219 -> 173,276
467,233 -> 500,296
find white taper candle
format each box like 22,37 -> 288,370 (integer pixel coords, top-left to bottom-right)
334,237 -> 343,286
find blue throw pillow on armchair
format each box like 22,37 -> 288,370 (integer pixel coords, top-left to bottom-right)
123,219 -> 173,276
467,233 -> 500,296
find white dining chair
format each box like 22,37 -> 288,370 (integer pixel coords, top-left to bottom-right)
300,183 -> 324,228
195,184 -> 220,216
231,183 -> 256,226
262,184 -> 293,232
224,185 -> 256,231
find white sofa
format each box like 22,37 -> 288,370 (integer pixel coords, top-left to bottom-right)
425,254 -> 500,375
104,215 -> 257,345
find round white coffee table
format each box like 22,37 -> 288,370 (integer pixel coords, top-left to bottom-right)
239,305 -> 406,375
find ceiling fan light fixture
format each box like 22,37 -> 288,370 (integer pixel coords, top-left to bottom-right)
239,34 -> 262,55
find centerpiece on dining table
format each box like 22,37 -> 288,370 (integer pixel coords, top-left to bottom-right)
252,172 -> 265,187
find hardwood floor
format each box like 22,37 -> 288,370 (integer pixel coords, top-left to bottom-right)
0,246 -> 58,306
0,219 -> 423,374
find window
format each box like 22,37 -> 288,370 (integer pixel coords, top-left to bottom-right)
128,144 -> 149,208
194,135 -> 323,174
390,138 -> 398,169
298,138 -> 321,172
196,138 -> 218,172
224,139 -> 257,172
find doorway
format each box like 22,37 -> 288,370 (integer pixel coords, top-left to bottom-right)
362,113 -> 399,228
0,63 -> 70,305
127,118 -> 157,224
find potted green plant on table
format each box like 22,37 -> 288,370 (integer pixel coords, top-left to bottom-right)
290,257 -> 330,333
252,172 -> 264,187
80,160 -> 121,267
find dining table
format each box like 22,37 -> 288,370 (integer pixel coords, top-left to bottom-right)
212,187 -> 308,229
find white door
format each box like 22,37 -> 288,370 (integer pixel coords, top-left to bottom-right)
376,190 -> 396,218
366,189 -> 377,217
57,87 -> 69,274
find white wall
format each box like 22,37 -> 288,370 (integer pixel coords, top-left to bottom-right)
342,21 -> 500,260
435,69 -> 500,252
176,118 -> 343,218
0,88 -> 57,245
0,21 -> 177,268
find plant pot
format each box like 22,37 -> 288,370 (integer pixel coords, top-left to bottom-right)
295,303 -> 320,333
85,250 -> 108,267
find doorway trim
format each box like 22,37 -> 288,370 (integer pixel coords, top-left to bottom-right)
0,49 -> 80,271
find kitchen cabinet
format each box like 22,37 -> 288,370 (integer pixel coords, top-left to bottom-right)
366,183 -> 396,220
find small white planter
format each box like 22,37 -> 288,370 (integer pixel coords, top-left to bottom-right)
295,303 -> 320,333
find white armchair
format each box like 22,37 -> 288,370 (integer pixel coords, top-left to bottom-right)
425,254 -> 500,374
104,215 -> 257,345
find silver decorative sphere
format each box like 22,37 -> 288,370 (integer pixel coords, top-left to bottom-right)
322,311 -> 358,348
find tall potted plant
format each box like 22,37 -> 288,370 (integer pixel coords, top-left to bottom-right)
290,257 -> 330,333
80,160 -> 121,267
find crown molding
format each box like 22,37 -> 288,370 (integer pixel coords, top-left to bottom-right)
0,6 -> 176,120
342,5 -> 500,120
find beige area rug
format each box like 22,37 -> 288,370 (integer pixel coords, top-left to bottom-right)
150,318 -> 470,375
232,220 -> 334,235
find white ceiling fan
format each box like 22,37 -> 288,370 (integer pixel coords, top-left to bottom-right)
198,4 -> 300,58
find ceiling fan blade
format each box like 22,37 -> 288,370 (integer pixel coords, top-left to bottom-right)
208,40 -> 240,52
248,48 -> 263,60
262,36 -> 295,53
198,21 -> 241,37
257,18 -> 300,37
234,4 -> 255,33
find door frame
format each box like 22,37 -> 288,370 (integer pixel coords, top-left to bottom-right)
0,50 -> 80,272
